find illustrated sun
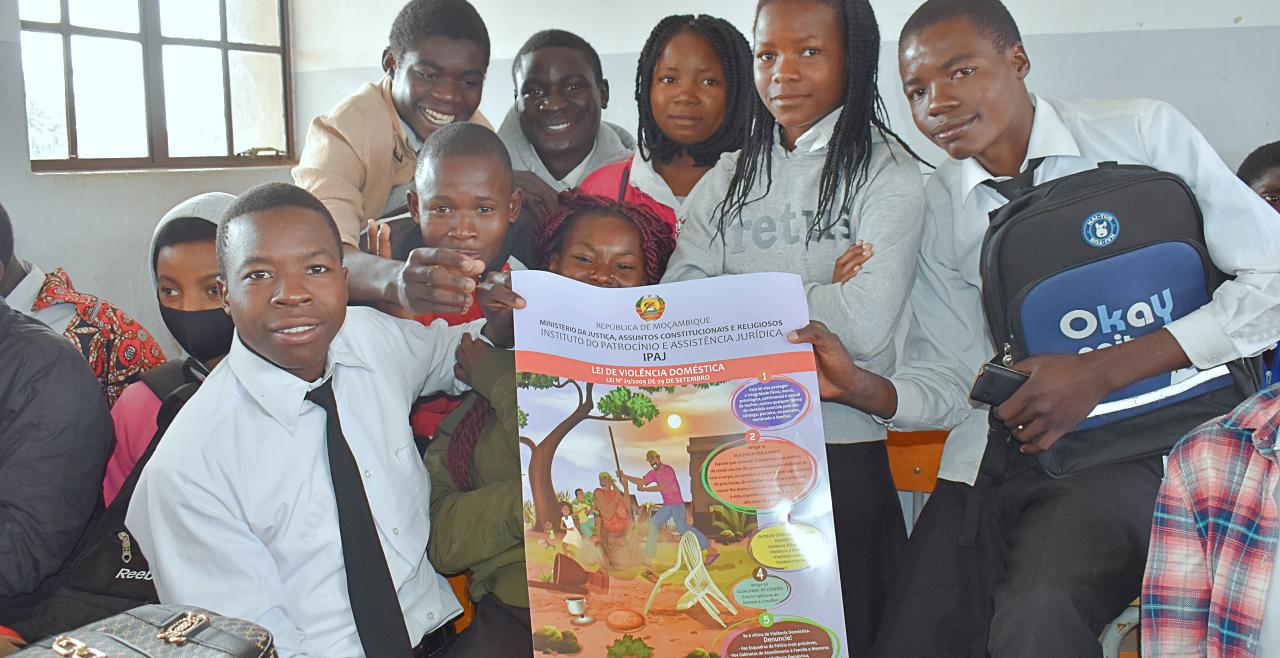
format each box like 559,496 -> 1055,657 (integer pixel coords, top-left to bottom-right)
666,413 -> 683,429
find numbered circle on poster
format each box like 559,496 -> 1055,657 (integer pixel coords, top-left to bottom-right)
730,376 -> 811,429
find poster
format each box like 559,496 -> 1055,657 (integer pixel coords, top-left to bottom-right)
512,271 -> 847,658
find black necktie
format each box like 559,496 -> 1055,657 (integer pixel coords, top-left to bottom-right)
984,157 -> 1045,200
306,379 -> 413,658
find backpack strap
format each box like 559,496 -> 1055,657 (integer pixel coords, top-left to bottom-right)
137,360 -> 192,401
616,161 -> 632,204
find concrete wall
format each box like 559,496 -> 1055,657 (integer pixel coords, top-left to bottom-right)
5,0 -> 1278,352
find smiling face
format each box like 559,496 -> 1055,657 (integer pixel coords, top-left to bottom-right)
156,240 -> 222,312
385,35 -> 487,143
650,30 -> 728,147
899,16 -> 1034,176
219,208 -> 348,382
547,211 -> 646,288
410,153 -> 523,269
753,0 -> 846,150
1250,166 -> 1280,213
514,46 -> 609,179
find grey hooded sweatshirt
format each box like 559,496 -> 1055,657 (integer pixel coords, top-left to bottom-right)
664,112 -> 926,444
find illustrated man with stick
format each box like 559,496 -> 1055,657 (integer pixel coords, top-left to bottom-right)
618,449 -> 719,565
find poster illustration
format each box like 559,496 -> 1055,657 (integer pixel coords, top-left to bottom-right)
512,271 -> 847,658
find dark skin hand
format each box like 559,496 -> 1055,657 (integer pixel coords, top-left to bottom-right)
832,241 -> 872,283
344,244 -> 484,316
995,329 -> 1189,454
512,171 -> 560,224
788,321 -> 1193,454
787,320 -> 895,412
453,332 -> 495,387
475,270 -> 525,347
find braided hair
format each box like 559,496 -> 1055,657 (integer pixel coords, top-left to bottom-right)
716,0 -> 927,245
635,15 -> 753,167
445,191 -> 676,491
534,190 -> 676,285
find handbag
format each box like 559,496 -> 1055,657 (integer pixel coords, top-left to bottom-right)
15,604 -> 275,658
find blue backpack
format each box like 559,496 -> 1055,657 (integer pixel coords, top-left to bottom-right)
981,162 -> 1261,475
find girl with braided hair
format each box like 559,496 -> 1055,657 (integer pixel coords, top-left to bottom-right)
422,190 -> 674,654
579,14 -> 750,237
662,0 -> 928,651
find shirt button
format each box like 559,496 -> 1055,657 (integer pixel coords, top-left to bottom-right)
427,612 -> 435,621
363,469 -> 372,478
393,528 -> 400,535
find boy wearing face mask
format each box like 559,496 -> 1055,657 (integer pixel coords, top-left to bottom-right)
104,193 -> 237,506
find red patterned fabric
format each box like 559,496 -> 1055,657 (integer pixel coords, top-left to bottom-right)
32,267 -> 166,406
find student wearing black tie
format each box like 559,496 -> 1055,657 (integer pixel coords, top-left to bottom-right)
127,182 -> 512,657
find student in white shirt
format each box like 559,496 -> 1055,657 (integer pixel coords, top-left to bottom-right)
127,182 -> 504,658
788,1 -> 1280,656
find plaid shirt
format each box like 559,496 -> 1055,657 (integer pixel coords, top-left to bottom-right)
1143,385 -> 1280,657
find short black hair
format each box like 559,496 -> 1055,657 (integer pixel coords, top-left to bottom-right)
388,0 -> 490,65
153,217 -> 218,273
217,182 -> 342,273
900,0 -> 1022,52
635,15 -> 753,167
416,122 -> 513,181
0,202 -> 13,264
1238,141 -> 1280,186
511,29 -> 603,85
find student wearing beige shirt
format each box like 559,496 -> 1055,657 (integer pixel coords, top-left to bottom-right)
293,0 -> 495,247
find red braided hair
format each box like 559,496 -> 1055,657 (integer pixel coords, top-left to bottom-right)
446,191 -> 677,491
533,189 -> 677,285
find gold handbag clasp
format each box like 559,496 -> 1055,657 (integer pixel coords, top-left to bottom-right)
157,611 -> 210,645
50,636 -> 107,658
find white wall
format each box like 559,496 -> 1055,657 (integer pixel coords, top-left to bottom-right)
292,0 -> 1280,171
5,0 -> 1278,354
0,2 -> 289,354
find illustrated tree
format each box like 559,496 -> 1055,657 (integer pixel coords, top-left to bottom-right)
519,374 -> 688,529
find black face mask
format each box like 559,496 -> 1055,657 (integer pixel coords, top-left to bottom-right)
159,305 -> 234,364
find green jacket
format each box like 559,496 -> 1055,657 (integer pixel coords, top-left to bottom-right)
424,347 -> 527,607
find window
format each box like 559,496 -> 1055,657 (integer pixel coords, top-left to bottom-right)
18,0 -> 293,171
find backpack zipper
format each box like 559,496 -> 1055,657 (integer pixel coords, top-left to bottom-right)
118,531 -> 133,564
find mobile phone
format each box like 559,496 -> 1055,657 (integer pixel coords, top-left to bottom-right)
969,363 -> 1029,406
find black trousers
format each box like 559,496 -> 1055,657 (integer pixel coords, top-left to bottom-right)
871,445 -> 1162,658
444,595 -> 532,657
827,441 -> 908,657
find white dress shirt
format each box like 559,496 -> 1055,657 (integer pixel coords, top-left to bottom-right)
886,94 -> 1280,485
127,307 -> 480,657
4,264 -> 76,332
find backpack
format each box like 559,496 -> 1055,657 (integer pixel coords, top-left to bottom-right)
980,162 -> 1260,476
13,360 -> 202,640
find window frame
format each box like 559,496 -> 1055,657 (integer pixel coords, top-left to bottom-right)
19,0 -> 295,172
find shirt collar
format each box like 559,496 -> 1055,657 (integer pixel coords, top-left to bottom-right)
627,150 -> 680,209
399,116 -> 425,154
560,143 -> 598,188
1222,386 -> 1280,458
6,263 -> 47,313
781,106 -> 844,155
958,93 -> 1082,206
226,324 -> 371,433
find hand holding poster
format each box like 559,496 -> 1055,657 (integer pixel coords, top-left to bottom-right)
513,271 -> 848,658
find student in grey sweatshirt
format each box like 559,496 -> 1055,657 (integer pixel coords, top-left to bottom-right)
662,0 -> 926,652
